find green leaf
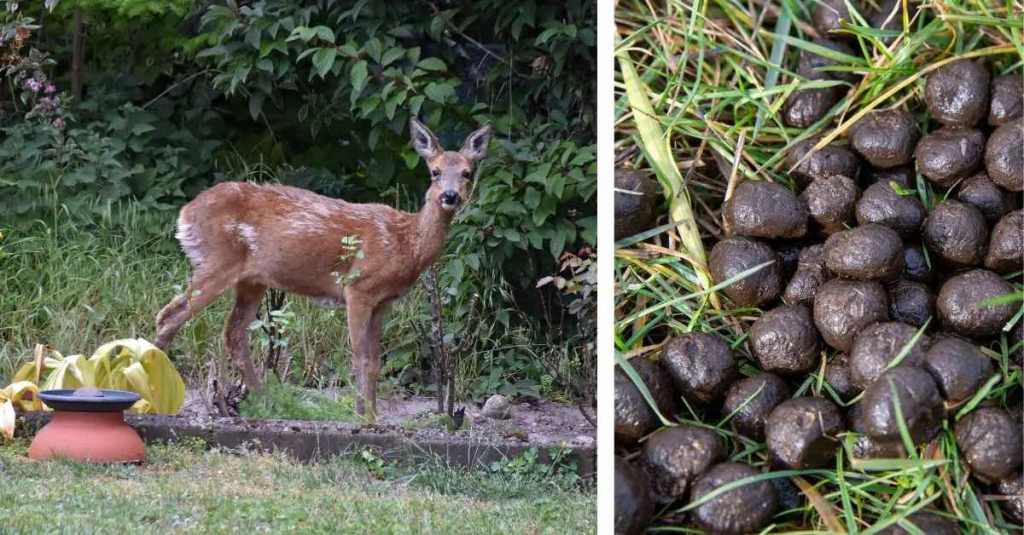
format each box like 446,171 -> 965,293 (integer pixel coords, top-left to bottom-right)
406,46 -> 421,64
533,196 -> 557,226
423,82 -> 454,103
535,26 -> 563,46
525,162 -> 552,184
549,230 -> 566,259
131,123 -> 156,136
578,216 -> 596,245
547,173 -> 567,199
312,48 -> 338,79
448,259 -> 464,283
248,93 -> 264,121
296,47 -> 319,62
384,91 -> 404,120
339,43 -> 359,57
245,26 -> 262,50
496,198 -> 527,215
402,149 -> 420,170
381,47 -> 405,66
429,15 -> 446,40
524,187 -> 542,209
527,230 -> 544,250
286,26 -> 316,43
408,94 -> 426,116
417,57 -> 447,71
350,60 -> 369,92
364,38 -> 382,63
196,45 -> 228,59
313,26 -> 335,44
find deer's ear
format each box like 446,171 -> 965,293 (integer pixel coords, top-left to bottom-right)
410,118 -> 441,161
459,124 -> 493,162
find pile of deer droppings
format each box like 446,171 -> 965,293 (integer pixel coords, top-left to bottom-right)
615,25 -> 1023,535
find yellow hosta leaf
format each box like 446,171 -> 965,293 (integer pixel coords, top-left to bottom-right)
0,400 -> 14,440
42,354 -> 87,390
93,338 -> 142,362
12,362 -> 38,384
135,342 -> 185,414
1,381 -> 42,412
132,398 -> 153,414
10,337 -> 184,417
93,338 -> 185,414
104,367 -> 131,391
90,350 -> 115,388
75,354 -> 98,386
12,345 -> 61,384
121,362 -> 154,402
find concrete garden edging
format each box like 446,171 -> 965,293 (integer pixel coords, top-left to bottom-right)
19,412 -> 595,477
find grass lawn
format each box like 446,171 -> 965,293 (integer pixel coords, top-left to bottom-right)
0,439 -> 595,534
614,0 -> 1022,532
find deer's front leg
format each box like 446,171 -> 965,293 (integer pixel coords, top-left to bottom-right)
361,306 -> 386,423
345,295 -> 375,420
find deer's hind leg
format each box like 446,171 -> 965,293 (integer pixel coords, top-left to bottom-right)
155,270 -> 236,349
225,281 -> 266,391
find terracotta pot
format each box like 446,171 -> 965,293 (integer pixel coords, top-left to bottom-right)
29,411 -> 145,463
28,389 -> 146,463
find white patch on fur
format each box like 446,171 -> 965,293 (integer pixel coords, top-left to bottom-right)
285,210 -> 326,236
175,218 -> 205,268
310,296 -> 345,309
236,223 -> 259,252
373,218 -> 392,247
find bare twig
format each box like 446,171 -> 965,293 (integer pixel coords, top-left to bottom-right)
142,68 -> 211,110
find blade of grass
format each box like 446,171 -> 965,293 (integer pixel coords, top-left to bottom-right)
792,475 -> 846,533
615,352 -> 676,428
954,374 -> 1001,420
676,469 -> 834,512
619,259 -> 773,324
618,51 -> 719,310
885,319 -> 930,370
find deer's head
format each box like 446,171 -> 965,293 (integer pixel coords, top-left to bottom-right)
410,118 -> 492,213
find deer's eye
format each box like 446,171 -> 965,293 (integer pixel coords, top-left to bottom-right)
431,168 -> 440,178
461,170 -> 471,179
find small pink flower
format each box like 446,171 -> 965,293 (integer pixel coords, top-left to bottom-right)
52,118 -> 65,130
45,84 -> 56,94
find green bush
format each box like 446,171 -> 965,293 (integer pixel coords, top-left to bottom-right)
0,0 -> 596,402
0,102 -> 219,223
190,0 -> 596,281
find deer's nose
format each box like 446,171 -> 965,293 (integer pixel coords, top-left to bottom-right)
440,191 -> 460,206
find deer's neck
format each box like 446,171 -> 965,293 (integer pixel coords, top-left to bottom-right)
412,200 -> 454,270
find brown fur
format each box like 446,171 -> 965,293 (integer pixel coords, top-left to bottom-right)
154,119 -> 492,421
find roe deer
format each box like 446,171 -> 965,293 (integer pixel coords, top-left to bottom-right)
154,118 -> 492,421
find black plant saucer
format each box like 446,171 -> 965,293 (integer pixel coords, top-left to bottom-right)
38,389 -> 140,412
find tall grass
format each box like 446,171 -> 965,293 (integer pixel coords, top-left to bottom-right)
615,0 -> 1022,531
0,207 -> 493,393
0,182 -> 580,404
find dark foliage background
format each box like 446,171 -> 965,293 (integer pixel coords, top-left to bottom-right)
0,0 -> 595,406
